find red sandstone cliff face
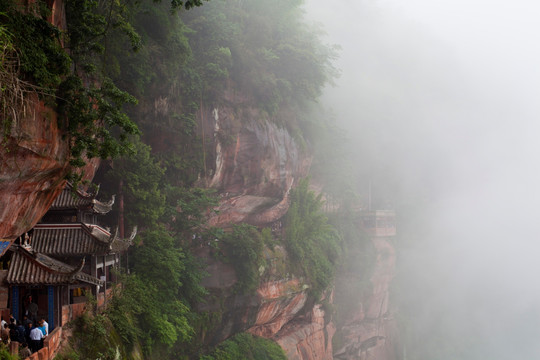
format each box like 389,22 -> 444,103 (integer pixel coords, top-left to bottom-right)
177,88 -> 398,360
275,303 -> 336,360
0,98 -> 69,240
196,243 -> 335,360
201,102 -> 311,228
333,236 -> 398,360
0,0 -> 98,243
0,97 -> 99,242
195,244 -> 306,342
194,101 -> 338,358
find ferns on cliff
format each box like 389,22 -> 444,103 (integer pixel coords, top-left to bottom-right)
284,178 -> 342,299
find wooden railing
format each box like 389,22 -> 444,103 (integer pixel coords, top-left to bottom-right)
12,326 -> 62,359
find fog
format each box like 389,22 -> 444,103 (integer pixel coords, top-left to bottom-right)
305,0 -> 540,358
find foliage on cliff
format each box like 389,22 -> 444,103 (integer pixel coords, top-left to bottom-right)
284,178 -> 342,298
95,0 -> 339,355
93,139 -> 213,357
5,0 -> 342,358
0,0 -> 139,172
182,0 -> 339,114
0,5 -> 66,140
101,0 -> 338,172
209,224 -> 265,294
200,333 -> 286,360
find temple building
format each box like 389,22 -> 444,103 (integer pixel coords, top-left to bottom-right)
0,183 -> 135,330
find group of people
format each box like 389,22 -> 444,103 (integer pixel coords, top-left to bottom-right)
0,313 -> 49,357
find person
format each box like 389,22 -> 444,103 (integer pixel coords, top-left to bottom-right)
22,315 -> 31,329
28,323 -> 43,353
0,317 -> 6,329
39,318 -> 48,336
8,324 -> 19,343
19,342 -> 32,358
16,322 -> 26,344
8,314 -> 16,326
1,323 -> 9,345
22,315 -> 32,340
25,296 -> 38,323
37,320 -> 47,337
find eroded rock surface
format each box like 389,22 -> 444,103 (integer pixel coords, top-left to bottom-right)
0,100 -> 69,240
0,97 -> 100,242
275,303 -> 335,360
204,105 -> 310,228
333,237 -> 398,360
197,247 -> 310,346
196,102 -> 338,359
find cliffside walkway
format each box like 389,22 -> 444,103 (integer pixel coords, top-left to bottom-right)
9,326 -> 63,360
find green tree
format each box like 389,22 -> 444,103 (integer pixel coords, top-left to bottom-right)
103,137 -> 166,229
107,226 -> 195,355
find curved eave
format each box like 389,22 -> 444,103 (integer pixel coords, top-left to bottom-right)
50,184 -> 114,215
6,250 -> 104,286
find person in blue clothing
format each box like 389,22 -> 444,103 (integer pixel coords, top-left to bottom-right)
37,320 -> 47,337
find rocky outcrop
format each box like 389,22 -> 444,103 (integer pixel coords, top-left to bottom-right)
203,104 -> 311,228
333,237 -> 398,360
0,98 -> 69,241
197,241 -> 336,359
195,100 -> 340,359
275,303 -> 335,360
0,0 -> 98,244
0,97 -> 99,243
248,280 -> 308,338
196,243 -> 309,345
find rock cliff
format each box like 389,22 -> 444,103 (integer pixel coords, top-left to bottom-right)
333,236 -> 398,360
203,104 -> 311,228
197,243 -> 335,360
0,0 -> 97,244
194,96 -> 399,359
192,99 -> 337,359
0,96 -> 99,243
198,230 -> 398,360
0,1 -> 398,359
0,93 -> 398,359
0,98 -> 69,241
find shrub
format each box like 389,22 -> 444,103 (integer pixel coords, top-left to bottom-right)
200,333 -> 286,360
284,178 -> 341,299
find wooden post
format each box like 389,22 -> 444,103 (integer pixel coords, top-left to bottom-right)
11,287 -> 18,321
119,179 -> 124,239
47,286 -> 54,331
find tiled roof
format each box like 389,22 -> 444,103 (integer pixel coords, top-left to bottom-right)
6,248 -> 104,286
32,224 -> 111,256
50,183 -> 115,214
31,224 -> 135,256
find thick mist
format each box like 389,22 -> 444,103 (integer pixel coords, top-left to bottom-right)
305,0 -> 540,358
